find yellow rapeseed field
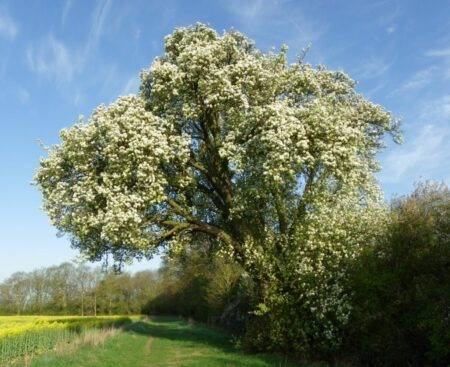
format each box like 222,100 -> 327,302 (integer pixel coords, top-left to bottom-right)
0,316 -> 68,338
0,315 -> 131,365
0,315 -> 125,337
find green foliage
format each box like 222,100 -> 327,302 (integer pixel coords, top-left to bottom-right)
143,253 -> 252,333
347,182 -> 450,366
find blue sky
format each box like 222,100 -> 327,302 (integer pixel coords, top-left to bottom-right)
0,0 -> 449,280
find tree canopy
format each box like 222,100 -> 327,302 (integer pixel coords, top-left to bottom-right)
35,23 -> 399,267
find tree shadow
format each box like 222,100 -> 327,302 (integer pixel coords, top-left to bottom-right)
126,316 -> 235,351
125,316 -> 301,366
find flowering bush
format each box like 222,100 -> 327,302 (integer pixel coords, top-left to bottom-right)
242,190 -> 388,357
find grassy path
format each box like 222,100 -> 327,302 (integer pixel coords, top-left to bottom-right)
29,316 -> 302,367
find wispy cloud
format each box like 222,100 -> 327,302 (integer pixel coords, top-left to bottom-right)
84,0 -> 112,58
421,95 -> 450,121
380,124 -> 449,183
424,45 -> 450,81
353,57 -> 391,80
17,87 -> 30,103
122,75 -> 140,95
380,96 -> 450,184
357,1 -> 400,36
134,28 -> 141,40
425,47 -> 450,57
26,35 -> 78,84
386,25 -> 396,34
223,0 -> 326,53
228,0 -> 264,21
391,68 -> 434,95
61,0 -> 73,26
28,0 -> 113,86
0,8 -> 18,40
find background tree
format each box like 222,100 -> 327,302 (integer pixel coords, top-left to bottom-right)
0,272 -> 31,315
0,263 -> 158,316
76,263 -> 93,316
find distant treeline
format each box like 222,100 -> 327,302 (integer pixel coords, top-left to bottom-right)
0,263 -> 158,315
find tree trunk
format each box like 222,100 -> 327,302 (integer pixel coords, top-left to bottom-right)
94,294 -> 97,316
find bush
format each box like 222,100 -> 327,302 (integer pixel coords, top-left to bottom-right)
348,182 -> 450,366
142,253 -> 251,333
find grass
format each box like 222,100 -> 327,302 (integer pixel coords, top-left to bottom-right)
27,316 -> 304,366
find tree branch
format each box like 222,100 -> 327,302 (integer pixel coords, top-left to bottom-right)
272,190 -> 288,236
289,168 -> 316,236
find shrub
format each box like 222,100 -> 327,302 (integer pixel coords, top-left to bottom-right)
348,182 -> 450,366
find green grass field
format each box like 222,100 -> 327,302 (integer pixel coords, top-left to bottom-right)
27,316 -> 302,367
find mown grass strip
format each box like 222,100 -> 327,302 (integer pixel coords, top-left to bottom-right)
28,316 -> 304,367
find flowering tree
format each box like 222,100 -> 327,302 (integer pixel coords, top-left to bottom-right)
35,24 -> 399,268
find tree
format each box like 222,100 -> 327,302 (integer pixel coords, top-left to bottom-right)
76,263 -> 92,316
0,272 -> 31,315
35,23 -> 399,270
45,263 -> 78,314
